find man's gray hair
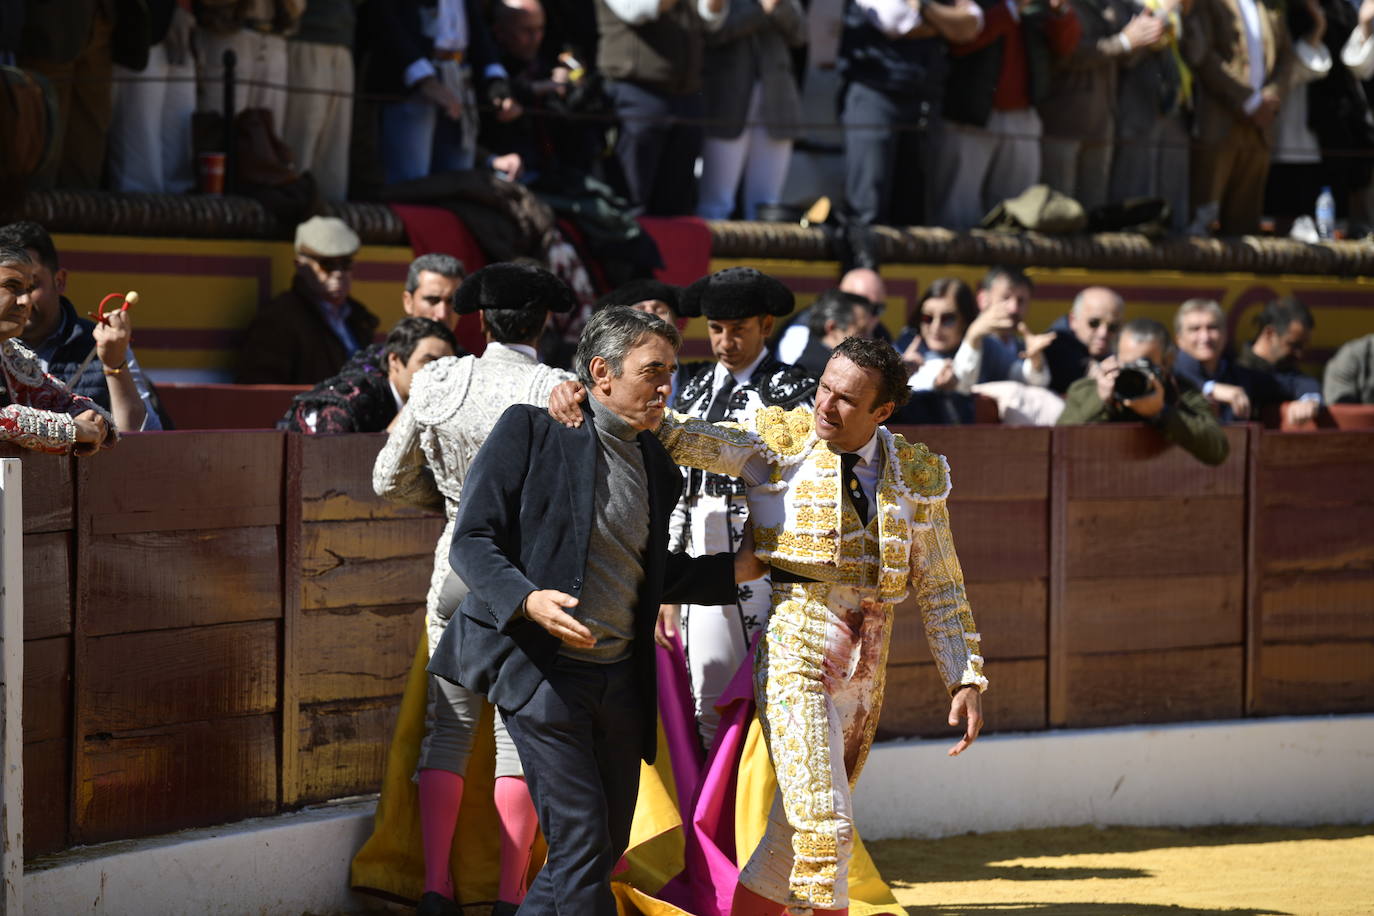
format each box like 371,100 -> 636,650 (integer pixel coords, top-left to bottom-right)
1072,286 -> 1124,317
807,289 -> 868,335
406,253 -> 466,292
1122,317 -> 1176,360
1174,298 -> 1225,335
575,305 -> 680,387
0,244 -> 33,270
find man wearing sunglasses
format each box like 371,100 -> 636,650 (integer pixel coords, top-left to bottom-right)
239,216 -> 381,384
1044,285 -> 1125,394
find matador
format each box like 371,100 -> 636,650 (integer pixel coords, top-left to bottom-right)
656,336 -> 988,915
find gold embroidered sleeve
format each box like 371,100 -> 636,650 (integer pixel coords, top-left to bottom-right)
909,499 -> 987,694
656,409 -> 767,481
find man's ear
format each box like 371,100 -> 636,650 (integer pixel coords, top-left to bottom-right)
759,315 -> 775,337
588,354 -> 611,390
873,400 -> 895,425
53,267 -> 68,295
387,351 -> 403,377
401,289 -> 415,316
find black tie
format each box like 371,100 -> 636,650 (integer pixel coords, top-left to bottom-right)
841,452 -> 870,525
705,375 -> 737,422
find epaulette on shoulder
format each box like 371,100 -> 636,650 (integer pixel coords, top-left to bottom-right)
409,354 -> 472,425
754,404 -> 813,458
761,364 -> 819,407
891,432 -> 951,499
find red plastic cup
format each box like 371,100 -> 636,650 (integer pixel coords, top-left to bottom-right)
198,151 -> 226,196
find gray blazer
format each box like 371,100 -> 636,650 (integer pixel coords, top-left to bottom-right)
702,0 -> 808,140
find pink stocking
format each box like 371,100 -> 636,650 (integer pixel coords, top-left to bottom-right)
493,776 -> 539,903
419,768 -> 465,900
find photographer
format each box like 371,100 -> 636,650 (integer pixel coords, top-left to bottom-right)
1057,317 -> 1229,466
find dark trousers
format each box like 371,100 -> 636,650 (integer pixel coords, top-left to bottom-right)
606,79 -> 704,216
841,80 -> 938,228
502,656 -> 644,915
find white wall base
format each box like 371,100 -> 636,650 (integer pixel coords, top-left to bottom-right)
26,800 -> 383,915
853,714 -> 1374,840
25,716 -> 1374,914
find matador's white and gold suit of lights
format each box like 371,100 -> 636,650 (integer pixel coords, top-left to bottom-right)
657,405 -> 988,913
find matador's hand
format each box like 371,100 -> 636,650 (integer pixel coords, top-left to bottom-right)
947,685 -> 983,757
548,380 -> 586,427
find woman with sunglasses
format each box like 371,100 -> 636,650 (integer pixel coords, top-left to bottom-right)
899,278 -> 979,391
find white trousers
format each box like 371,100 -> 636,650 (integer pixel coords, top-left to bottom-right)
283,40 -> 353,201
195,27 -> 288,130
932,107 -> 1043,231
109,43 -> 197,193
698,82 -> 794,220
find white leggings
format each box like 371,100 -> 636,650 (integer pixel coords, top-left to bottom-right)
698,82 -> 794,220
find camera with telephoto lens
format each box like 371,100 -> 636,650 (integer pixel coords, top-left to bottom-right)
1113,358 -> 1164,401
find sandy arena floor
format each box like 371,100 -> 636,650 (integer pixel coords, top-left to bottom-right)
868,825 -> 1374,915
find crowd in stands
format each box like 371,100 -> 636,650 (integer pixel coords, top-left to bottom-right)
6,210 -> 1372,471
5,0 -> 1374,239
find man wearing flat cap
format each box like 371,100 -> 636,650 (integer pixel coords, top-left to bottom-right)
361,263 -> 579,916
666,266 -> 817,750
238,216 -> 381,384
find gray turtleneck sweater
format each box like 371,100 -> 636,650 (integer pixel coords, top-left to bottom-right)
559,398 -> 651,663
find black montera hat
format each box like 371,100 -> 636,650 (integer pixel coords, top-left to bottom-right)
679,267 -> 794,320
593,278 -> 682,314
454,262 -> 579,315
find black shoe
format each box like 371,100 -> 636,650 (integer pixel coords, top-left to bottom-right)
416,891 -> 463,916
491,903 -> 520,916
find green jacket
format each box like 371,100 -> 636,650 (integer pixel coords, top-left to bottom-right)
1057,375 -> 1230,466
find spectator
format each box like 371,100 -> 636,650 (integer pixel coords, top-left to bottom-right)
282,0 -> 357,201
238,216 -> 380,384
1184,0 -> 1294,235
108,1 -> 196,193
0,221 -> 165,431
1040,0 -> 1161,213
792,288 -> 870,375
933,0 -> 1082,231
898,277 -> 977,391
361,0 -> 516,185
776,266 -> 888,364
595,0 -> 726,215
1058,316 -> 1229,465
948,266 -> 1054,391
1324,332 -> 1374,403
0,245 -> 115,455
697,0 -> 806,221
17,0 -> 114,188
403,253 -> 467,333
1263,0 -> 1336,228
280,317 -> 459,434
1172,297 -> 1276,422
194,0 -> 301,134
1110,0 -> 1191,233
1266,0 -> 1374,226
836,0 -> 983,239
1236,296 -> 1321,424
1043,285 -> 1124,393
484,0 -> 603,177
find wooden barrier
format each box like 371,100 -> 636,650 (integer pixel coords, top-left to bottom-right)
1249,432 -> 1374,715
3,423 -> 1372,856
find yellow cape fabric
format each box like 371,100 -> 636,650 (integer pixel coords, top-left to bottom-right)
352,634 -> 905,915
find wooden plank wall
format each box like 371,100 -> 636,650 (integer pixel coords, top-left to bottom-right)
71,432 -> 285,844
6,426 -> 1373,857
1250,432 -> 1374,714
288,434 -> 440,806
2,445 -> 75,857
1048,426 -> 1251,727
879,427 -> 1050,739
